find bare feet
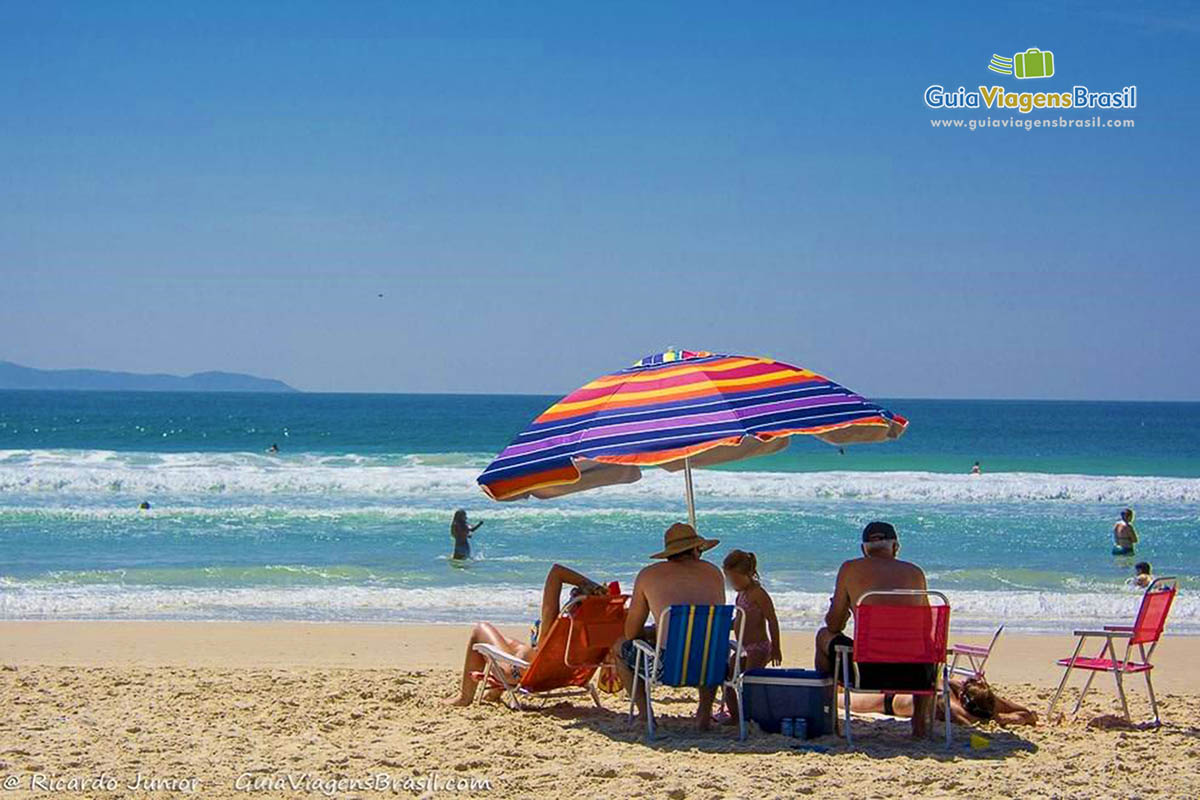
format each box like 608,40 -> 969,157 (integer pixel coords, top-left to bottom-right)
442,695 -> 472,707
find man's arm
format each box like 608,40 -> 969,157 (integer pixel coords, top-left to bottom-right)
824,563 -> 852,634
624,572 -> 650,641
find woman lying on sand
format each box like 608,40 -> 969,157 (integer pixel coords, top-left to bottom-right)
443,563 -> 608,706
840,676 -> 1038,726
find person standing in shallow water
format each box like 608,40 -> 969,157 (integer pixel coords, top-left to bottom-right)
450,510 -> 483,560
1113,508 -> 1138,555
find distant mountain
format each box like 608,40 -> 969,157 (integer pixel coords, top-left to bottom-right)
0,361 -> 299,393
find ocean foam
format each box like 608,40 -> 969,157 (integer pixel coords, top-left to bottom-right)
2,449 -> 1200,505
1,582 -> 1195,633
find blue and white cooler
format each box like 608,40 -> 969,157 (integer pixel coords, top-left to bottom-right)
740,668 -> 835,737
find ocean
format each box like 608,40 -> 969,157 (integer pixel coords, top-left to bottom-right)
1,391 -> 1197,633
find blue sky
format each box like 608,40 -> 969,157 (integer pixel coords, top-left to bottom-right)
1,2 -> 1196,399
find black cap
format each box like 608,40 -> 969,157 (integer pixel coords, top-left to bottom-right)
862,521 -> 897,542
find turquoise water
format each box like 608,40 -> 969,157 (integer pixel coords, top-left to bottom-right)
1,391 -> 1197,632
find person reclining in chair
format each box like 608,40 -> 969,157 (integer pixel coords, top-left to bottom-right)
814,521 -> 935,738
443,563 -> 608,706
612,522 -> 726,731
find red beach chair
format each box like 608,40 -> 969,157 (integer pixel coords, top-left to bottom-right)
1046,577 -> 1177,725
834,590 -> 952,747
472,592 -> 628,709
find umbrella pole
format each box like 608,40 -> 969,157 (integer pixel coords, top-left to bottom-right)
683,457 -> 697,529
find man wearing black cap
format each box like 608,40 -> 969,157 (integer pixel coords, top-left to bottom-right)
814,521 -> 934,737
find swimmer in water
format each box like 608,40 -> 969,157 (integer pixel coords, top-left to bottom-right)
139,501 -> 151,511
1132,561 -> 1153,589
1113,508 -> 1138,555
971,461 -> 981,475
267,443 -> 279,453
451,510 -> 483,560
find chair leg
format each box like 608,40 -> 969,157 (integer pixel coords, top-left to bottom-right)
1144,671 -> 1160,726
588,683 -> 601,708
1071,670 -> 1098,715
628,651 -> 641,723
476,661 -> 492,704
1047,666 -> 1075,720
1113,669 -> 1131,724
943,664 -> 951,749
733,682 -> 746,742
1048,637 -> 1086,720
840,651 -> 853,746
644,675 -> 656,741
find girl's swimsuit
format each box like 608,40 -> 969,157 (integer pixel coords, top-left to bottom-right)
736,590 -> 773,662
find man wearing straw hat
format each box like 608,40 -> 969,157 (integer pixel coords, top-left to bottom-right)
613,522 -> 726,730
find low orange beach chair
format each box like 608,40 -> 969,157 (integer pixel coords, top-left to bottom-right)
472,592 -> 628,709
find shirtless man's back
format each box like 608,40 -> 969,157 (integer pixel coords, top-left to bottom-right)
635,558 -> 725,624
615,523 -> 726,731
834,555 -> 927,614
814,521 -> 934,738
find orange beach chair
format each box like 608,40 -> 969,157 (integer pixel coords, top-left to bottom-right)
473,592 -> 628,709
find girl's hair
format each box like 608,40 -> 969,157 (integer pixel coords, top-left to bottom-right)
451,509 -> 467,529
1135,561 -> 1152,575
723,549 -> 759,580
959,677 -> 997,721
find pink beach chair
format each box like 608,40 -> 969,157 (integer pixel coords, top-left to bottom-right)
1046,577 -> 1177,725
834,589 -> 952,748
948,625 -> 1003,680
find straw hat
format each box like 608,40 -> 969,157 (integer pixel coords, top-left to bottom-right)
651,522 -> 719,559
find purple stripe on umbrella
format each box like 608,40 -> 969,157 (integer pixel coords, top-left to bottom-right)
496,391 -> 857,459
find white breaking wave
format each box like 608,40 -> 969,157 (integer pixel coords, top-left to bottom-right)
1,583 -> 1196,633
2,449 -> 1200,505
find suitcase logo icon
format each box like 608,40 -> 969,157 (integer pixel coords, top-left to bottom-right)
1014,48 -> 1054,79
987,48 -> 1055,79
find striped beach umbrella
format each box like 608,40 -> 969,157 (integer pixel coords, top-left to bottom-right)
477,349 -> 907,524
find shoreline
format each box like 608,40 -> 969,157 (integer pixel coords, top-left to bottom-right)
2,620 -> 1196,692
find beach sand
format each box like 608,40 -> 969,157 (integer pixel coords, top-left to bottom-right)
2,622 -> 1198,799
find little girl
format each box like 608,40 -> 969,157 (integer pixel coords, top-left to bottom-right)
723,549 -> 782,670
717,550 -> 781,726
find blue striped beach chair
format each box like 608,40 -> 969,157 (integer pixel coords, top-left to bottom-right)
629,604 -> 747,740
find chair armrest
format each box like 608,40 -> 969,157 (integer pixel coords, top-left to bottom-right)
1071,629 -> 1131,638
471,643 -> 531,668
950,644 -> 991,655
1103,625 -> 1134,632
630,639 -> 656,657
